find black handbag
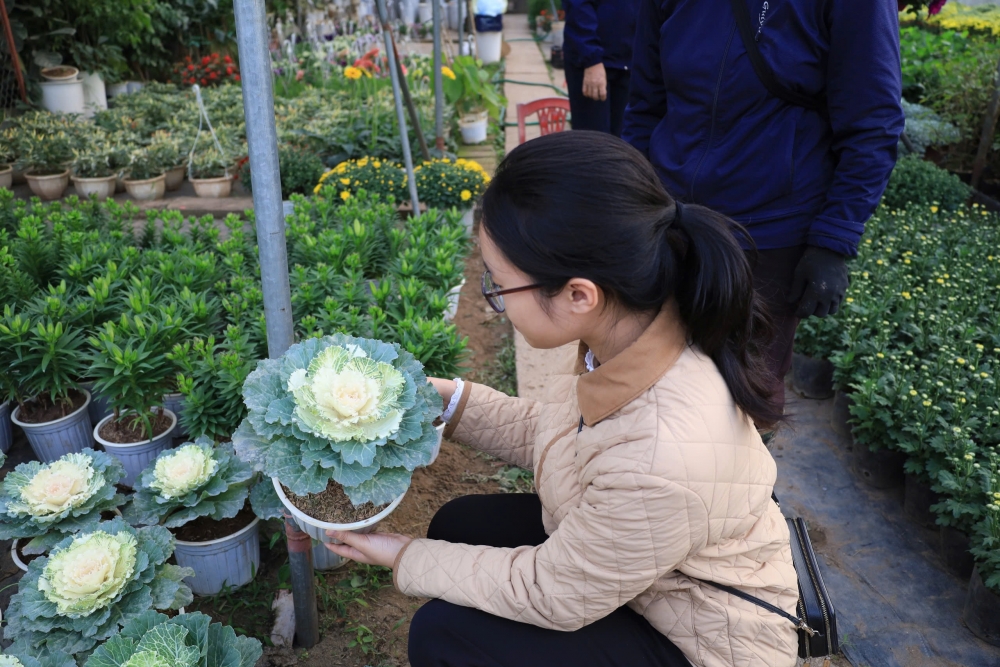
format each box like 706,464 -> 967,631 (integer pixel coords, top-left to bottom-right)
691,512 -> 839,659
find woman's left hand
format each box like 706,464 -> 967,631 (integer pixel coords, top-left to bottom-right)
323,530 -> 413,569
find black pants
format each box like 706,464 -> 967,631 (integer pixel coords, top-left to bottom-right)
408,494 -> 692,667
749,246 -> 807,415
565,63 -> 630,137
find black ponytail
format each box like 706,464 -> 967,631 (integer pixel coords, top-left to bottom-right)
479,131 -> 781,428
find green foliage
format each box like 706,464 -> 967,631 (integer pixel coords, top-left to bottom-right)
313,157 -> 406,203
0,449 -> 126,554
881,155 -> 970,211
83,611 -> 261,667
125,439 -> 254,528
413,158 -> 490,211
189,146 -> 232,180
3,517 -> 193,659
441,56 -> 506,120
15,131 -> 74,176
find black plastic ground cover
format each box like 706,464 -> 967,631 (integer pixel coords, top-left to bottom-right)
771,392 -> 1000,667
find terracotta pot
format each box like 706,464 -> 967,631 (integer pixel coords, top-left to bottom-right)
165,165 -> 186,191
191,175 -> 232,198
0,164 -> 12,189
123,174 -> 166,201
25,169 -> 70,200
72,174 -> 117,201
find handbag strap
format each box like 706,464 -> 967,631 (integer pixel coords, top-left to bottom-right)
728,0 -> 825,112
691,577 -> 817,636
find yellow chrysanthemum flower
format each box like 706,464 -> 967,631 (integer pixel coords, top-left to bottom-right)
460,189 -> 472,201
344,66 -> 363,80
340,191 -> 351,200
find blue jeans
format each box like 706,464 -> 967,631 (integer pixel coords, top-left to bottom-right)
565,63 -> 631,136
407,494 -> 692,667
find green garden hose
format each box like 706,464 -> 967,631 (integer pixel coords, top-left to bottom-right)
498,79 -> 567,96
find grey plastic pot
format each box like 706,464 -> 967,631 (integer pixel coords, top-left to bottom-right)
272,477 -> 405,544
312,541 -> 347,571
79,381 -> 113,425
0,401 -> 13,454
162,393 -> 187,437
11,391 -> 94,462
93,409 -> 177,487
173,517 -> 261,596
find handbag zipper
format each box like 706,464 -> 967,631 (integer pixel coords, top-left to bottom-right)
793,519 -> 832,651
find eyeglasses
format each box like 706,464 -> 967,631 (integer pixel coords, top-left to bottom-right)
481,270 -> 543,314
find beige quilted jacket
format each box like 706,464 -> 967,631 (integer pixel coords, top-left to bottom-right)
394,304 -> 799,667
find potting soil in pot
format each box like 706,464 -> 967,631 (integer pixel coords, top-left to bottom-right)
174,503 -> 256,542
16,390 -> 88,424
283,480 -> 388,524
98,411 -> 173,443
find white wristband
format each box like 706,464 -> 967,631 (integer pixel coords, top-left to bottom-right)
442,378 -> 465,422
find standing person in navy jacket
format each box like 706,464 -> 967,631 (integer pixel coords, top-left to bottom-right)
563,0 -> 639,136
622,0 -> 904,413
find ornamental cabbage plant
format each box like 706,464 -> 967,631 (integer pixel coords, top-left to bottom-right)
0,450 -> 126,554
2,517 -> 194,659
83,610 -> 261,667
0,651 -> 74,667
233,334 -> 441,505
124,438 -> 254,528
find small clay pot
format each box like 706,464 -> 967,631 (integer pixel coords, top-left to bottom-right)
963,566 -> 1000,646
903,473 -> 940,529
939,525 -> 975,580
852,440 -> 905,489
791,353 -> 835,399
831,389 -> 853,438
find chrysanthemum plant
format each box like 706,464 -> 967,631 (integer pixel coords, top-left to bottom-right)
0,449 -> 127,554
3,517 -> 194,659
233,333 -> 441,506
83,610 -> 261,667
124,438 -> 254,528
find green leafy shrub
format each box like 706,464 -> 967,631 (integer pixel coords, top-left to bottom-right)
881,155 -> 969,211
314,156 -> 406,202
413,157 -> 490,210
3,517 -> 193,658
125,439 -> 254,528
0,450 -> 126,554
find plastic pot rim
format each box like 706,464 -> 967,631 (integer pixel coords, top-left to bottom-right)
173,515 -> 260,547
11,389 -> 92,429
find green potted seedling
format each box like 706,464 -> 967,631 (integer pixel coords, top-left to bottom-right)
123,141 -> 173,201
442,56 -> 506,144
189,146 -> 233,198
17,131 -> 74,200
0,132 -> 15,189
71,140 -> 118,201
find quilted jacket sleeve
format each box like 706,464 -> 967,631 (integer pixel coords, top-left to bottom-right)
394,471 -> 710,630
442,382 -> 539,470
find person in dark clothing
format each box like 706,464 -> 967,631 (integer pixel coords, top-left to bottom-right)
622,0 -> 904,412
563,0 -> 639,136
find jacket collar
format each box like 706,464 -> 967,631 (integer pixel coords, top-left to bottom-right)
576,301 -> 688,427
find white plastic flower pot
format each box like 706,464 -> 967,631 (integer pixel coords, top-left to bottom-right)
39,79 -> 87,115
11,539 -> 28,572
93,409 -> 177,488
165,166 -> 186,191
123,174 -> 166,201
72,174 -> 117,201
162,393 -> 187,437
475,30 -> 503,64
460,208 -> 474,234
272,477 -> 406,544
11,391 -> 93,463
443,279 -> 465,322
25,170 -> 70,200
428,422 -> 446,465
312,541 -> 348,571
107,82 -> 130,98
80,71 -> 108,118
0,164 -> 12,189
40,66 -> 79,82
0,401 -> 13,454
550,21 -> 565,48
459,112 -> 489,145
173,517 -> 261,596
417,2 -> 433,24
191,176 -> 232,198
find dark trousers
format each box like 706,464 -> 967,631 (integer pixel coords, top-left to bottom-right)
565,63 -> 631,137
409,494 -> 692,667
749,246 -> 807,416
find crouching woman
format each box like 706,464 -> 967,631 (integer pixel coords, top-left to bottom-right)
325,131 -> 799,667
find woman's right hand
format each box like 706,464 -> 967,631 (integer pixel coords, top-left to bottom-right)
428,377 -> 457,412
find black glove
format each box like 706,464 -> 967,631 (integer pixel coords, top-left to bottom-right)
787,246 -> 849,318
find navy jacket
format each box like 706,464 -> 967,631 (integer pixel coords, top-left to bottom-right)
622,0 -> 904,257
563,0 -> 639,70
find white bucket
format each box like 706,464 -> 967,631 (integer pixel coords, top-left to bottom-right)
94,409 -> 177,487
476,30 -> 502,64
272,478 -> 405,544
11,391 -> 93,463
39,79 -> 86,115
173,517 -> 261,596
417,2 -> 433,24
459,112 -> 489,144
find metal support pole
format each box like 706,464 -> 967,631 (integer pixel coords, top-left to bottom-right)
432,0 -> 445,151
456,0 -> 464,57
376,0 -> 421,213
233,0 -> 319,649
390,31 -> 431,161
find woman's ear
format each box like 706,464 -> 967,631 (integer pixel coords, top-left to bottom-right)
563,278 -> 601,314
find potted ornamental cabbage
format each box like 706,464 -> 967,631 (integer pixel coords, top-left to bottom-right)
124,439 -> 258,596
83,610 -> 261,667
233,334 -> 441,547
0,449 -> 126,572
1,306 -> 94,462
2,517 -> 193,657
88,312 -> 181,487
